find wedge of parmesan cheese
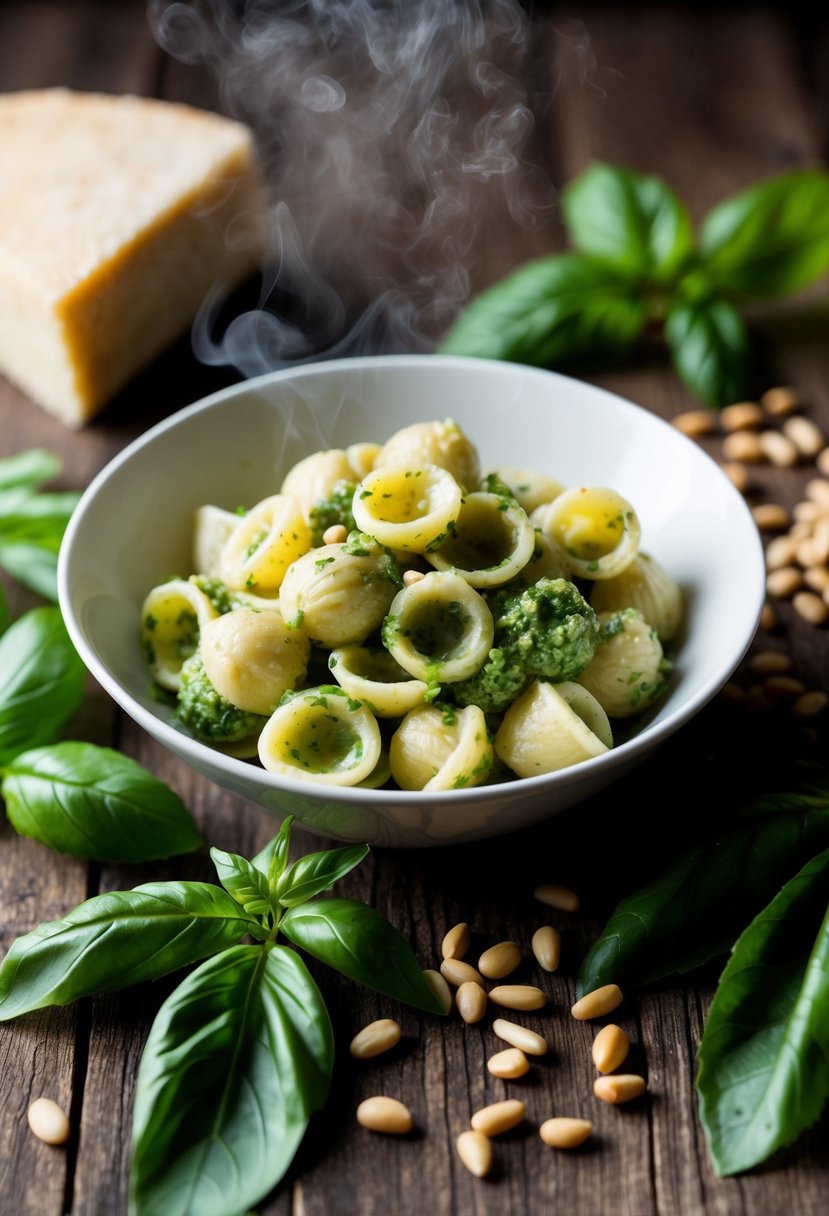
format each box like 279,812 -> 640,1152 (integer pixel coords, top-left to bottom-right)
0,89 -> 264,426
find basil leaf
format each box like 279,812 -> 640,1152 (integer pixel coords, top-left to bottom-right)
0,584 -> 8,636
697,848 -> 829,1176
0,542 -> 61,601
0,449 -> 60,492
0,490 -> 79,544
277,843 -> 369,907
0,882 -> 253,1020
252,815 -> 294,889
131,944 -> 333,1216
665,297 -> 748,407
438,253 -> 648,366
700,169 -> 829,298
578,805 -> 829,996
210,846 -> 274,919
562,163 -> 694,282
0,605 -> 85,764
281,897 -> 446,1014
2,742 -> 201,862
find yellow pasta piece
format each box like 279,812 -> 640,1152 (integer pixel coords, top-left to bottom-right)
489,466 -> 565,514
382,571 -> 494,683
352,464 -> 462,553
192,504 -> 240,577
258,685 -> 381,786
578,610 -> 666,718
140,579 -> 218,691
200,607 -> 309,716
373,419 -> 480,491
328,645 -> 428,717
389,704 -> 493,791
537,486 -> 641,580
220,494 -> 310,594
589,552 -> 683,641
426,491 -> 536,588
280,449 -> 358,522
279,542 -> 400,647
494,680 -> 611,777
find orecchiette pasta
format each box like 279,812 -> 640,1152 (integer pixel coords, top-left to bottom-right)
494,680 -> 612,777
489,466 -> 564,514
193,505 -> 241,577
140,578 -> 218,690
389,704 -> 492,791
280,448 -> 358,522
328,646 -> 428,717
200,608 -> 310,716
278,540 -> 400,647
589,553 -> 683,641
220,494 -> 310,593
373,419 -> 481,491
257,685 -> 381,786
352,464 -> 462,553
382,571 -> 494,683
536,486 -> 641,580
426,490 -> 536,588
578,609 -> 666,718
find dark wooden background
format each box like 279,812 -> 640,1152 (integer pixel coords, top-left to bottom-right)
2,3 -> 829,1213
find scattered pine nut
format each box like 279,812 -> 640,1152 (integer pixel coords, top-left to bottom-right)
719,681 -> 746,705
792,691 -> 829,719
793,591 -> 829,625
790,519 -> 813,539
440,958 -> 484,988
793,500 -> 821,522
441,921 -> 471,961
817,448 -> 829,478
533,883 -> 580,912
531,925 -> 561,972
806,477 -> 829,506
492,1018 -> 548,1057
27,1098 -> 70,1146
456,1129 -> 493,1177
539,1117 -> 593,1149
487,1047 -> 530,1079
784,416 -> 825,458
349,1018 -> 402,1060
471,1099 -> 526,1137
571,983 -> 624,1021
672,409 -> 716,437
591,1024 -> 630,1074
759,603 -> 778,631
761,386 -> 800,416
720,461 -> 749,494
743,684 -> 776,713
752,503 -> 790,531
804,566 -> 829,593
763,675 -> 807,699
478,941 -> 522,980
357,1095 -> 413,1134
721,431 -> 765,463
766,567 -> 803,598
422,968 -> 453,1015
488,985 -> 547,1011
322,524 -> 348,545
797,535 -> 829,567
721,401 -> 763,431
456,981 -> 488,1024
759,429 -> 799,467
593,1074 -> 647,1105
402,568 -> 425,587
748,651 -> 791,676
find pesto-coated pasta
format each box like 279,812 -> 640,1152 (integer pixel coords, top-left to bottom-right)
494,680 -> 612,777
374,419 -> 480,491
426,490 -> 536,588
200,607 -> 310,716
578,609 -> 666,718
382,571 -> 494,683
279,540 -> 401,647
140,578 -> 218,691
192,505 -> 240,577
352,464 -> 462,553
489,466 -> 564,514
328,645 -> 428,717
589,552 -> 683,641
389,704 -> 492,791
280,448 -> 358,522
536,486 -> 641,580
257,685 -> 381,786
220,494 -> 310,594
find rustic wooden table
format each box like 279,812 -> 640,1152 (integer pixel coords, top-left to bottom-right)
2,3 -> 829,1213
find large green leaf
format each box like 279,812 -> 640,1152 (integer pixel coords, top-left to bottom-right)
697,848 -> 829,1175
438,253 -> 648,366
281,897 -> 446,1014
130,944 -> 334,1216
665,297 -> 748,407
578,804 -> 829,996
2,742 -> 201,862
562,162 -> 694,282
277,843 -> 369,907
0,606 -> 85,763
210,847 -> 275,919
0,449 -> 61,492
0,543 -> 61,600
700,169 -> 829,298
0,883 -> 253,1019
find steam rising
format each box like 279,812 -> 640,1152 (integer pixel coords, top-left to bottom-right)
149,0 -> 555,376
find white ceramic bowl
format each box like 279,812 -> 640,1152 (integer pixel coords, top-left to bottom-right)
58,355 -> 764,847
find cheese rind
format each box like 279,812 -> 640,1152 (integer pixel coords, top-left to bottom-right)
0,89 -> 264,425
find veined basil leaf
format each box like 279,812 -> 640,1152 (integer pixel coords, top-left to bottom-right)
438,253 -> 647,366
0,605 -> 85,764
665,297 -> 748,407
0,542 -> 61,601
277,843 -> 369,907
0,449 -> 60,492
210,847 -> 275,919
2,742 -> 201,862
281,897 -> 446,1014
697,848 -> 829,1176
562,163 -> 694,282
252,815 -> 294,889
130,944 -> 333,1216
700,169 -> 829,298
578,804 -> 829,996
0,882 -> 253,1020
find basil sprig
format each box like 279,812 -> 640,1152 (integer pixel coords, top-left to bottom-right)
0,449 -> 80,600
439,163 -> 829,406
0,816 -> 445,1216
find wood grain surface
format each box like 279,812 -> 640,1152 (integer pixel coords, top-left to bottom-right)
1,3 -> 829,1214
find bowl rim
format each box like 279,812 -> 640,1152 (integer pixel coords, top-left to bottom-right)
58,353 -> 766,806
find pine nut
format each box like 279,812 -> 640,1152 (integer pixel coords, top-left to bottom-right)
531,924 -> 561,972
479,941 -> 522,979
721,461 -> 749,494
763,676 -> 806,699
422,968 -> 453,1015
592,1023 -> 630,1073
766,567 -> 803,598
744,684 -> 775,713
793,500 -> 820,522
441,921 -> 471,960
752,503 -> 790,531
571,983 -> 623,1021
765,536 -> 799,569
790,520 -> 813,539
356,1095 -> 413,1134
456,1129 -> 493,1177
672,409 -> 716,437
440,958 -> 484,988
533,883 -> 580,912
806,477 -> 829,506
719,681 -> 746,704
349,1018 -> 402,1059
794,591 -> 829,625
817,448 -> 829,478
721,401 -> 763,431
804,566 -> 829,593
759,430 -> 799,467
785,416 -> 825,457
403,568 -> 425,586
27,1098 -> 70,1146
539,1117 -> 593,1149
761,386 -> 799,416
487,1047 -> 530,1078
488,985 -> 547,1011
456,981 -> 488,1024
748,650 -> 791,675
798,536 -> 829,567
471,1098 -> 526,1137
492,1018 -> 548,1056
322,524 -> 348,545
792,691 -> 829,719
593,1074 -> 647,1104
759,603 -> 778,632
721,431 -> 765,462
